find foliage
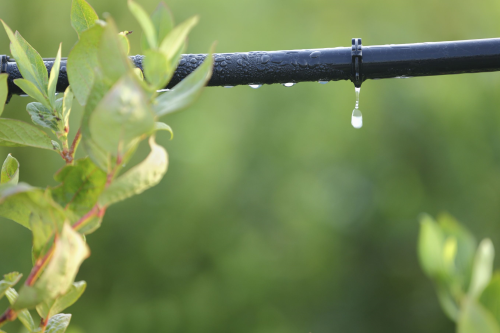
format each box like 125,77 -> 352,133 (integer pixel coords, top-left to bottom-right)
0,0 -> 214,331
418,214 -> 500,333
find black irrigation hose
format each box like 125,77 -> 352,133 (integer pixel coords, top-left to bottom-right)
2,37 -> 500,99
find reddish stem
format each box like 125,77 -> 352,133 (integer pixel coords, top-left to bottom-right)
69,128 -> 82,160
0,308 -> 17,326
26,245 -> 55,286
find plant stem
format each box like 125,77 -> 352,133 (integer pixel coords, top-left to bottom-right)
0,308 -> 16,327
26,246 -> 56,286
69,128 -> 82,161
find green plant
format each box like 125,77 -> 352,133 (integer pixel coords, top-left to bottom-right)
0,0 -> 214,331
418,213 -> 500,333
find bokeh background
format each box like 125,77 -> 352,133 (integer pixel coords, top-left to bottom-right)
1,0 -> 500,332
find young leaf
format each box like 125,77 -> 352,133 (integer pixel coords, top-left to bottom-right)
469,239 -> 495,298
0,272 -> 22,300
1,20 -> 44,94
15,31 -> 49,94
26,102 -> 61,132
143,49 -> 170,90
61,87 -> 74,130
418,214 -> 444,277
141,2 -> 174,51
0,74 -> 8,116
99,137 -> 168,206
48,44 -> 63,107
118,31 -> 131,55
5,288 -> 37,332
37,281 -> 86,319
51,158 -> 107,217
153,44 -> 215,117
128,0 -> 158,49
159,16 -> 199,61
67,23 -> 105,105
458,298 -> 500,333
97,18 -> 133,84
153,122 -> 173,139
14,224 -> 90,310
480,273 -> 500,327
1,154 -> 19,185
71,0 -> 99,37
89,75 -> 155,155
14,79 -> 52,110
435,281 -> 459,322
45,313 -> 72,333
0,118 -> 56,150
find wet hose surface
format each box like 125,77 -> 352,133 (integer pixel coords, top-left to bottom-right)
3,37 -> 500,97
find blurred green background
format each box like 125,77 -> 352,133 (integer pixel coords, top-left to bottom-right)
2,0 -> 500,332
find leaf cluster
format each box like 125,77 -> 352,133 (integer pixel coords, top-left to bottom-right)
418,214 -> 500,333
0,0 -> 215,331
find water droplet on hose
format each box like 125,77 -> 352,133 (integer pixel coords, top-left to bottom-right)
282,83 -> 295,87
318,80 -> 328,85
224,86 -> 234,88
249,84 -> 262,89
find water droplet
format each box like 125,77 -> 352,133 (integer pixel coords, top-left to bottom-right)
157,89 -> 170,92
351,109 -> 363,129
310,51 -> 321,58
249,84 -> 262,89
282,83 -> 295,87
318,80 -> 328,85
224,86 -> 234,88
351,87 -> 362,129
20,94 -> 29,97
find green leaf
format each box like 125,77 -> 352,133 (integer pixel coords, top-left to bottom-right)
37,281 -> 86,319
5,288 -> 36,332
0,74 -> 8,116
71,0 -> 99,37
0,118 -> 56,150
14,31 -> 48,95
469,239 -> 495,298
153,43 -> 215,117
480,273 -> 500,327
89,75 -> 155,155
159,16 -> 199,61
29,190 -> 71,260
45,314 -> 72,333
14,79 -> 51,110
80,73 -> 112,171
1,154 -> 19,185
143,49 -> 170,90
128,0 -> 158,49
153,122 -> 173,139
98,18 -> 133,84
142,1 -> 174,51
67,23 -> 105,105
0,183 -> 36,229
458,298 -> 500,333
61,87 -> 74,131
435,281 -> 459,322
48,44 -> 63,107
51,158 -> 107,217
418,214 -> 444,277
26,102 -> 61,132
438,213 -> 477,289
0,272 -> 22,300
99,137 -> 168,206
14,224 -> 90,310
118,31 -> 131,55
1,20 -> 44,95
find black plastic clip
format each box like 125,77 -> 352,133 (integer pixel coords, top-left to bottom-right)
0,55 -> 9,73
351,38 -> 363,88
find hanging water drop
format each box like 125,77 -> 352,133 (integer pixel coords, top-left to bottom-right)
282,82 -> 295,87
157,89 -> 170,92
318,80 -> 328,85
351,87 -> 363,129
224,85 -> 234,88
249,84 -> 262,89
